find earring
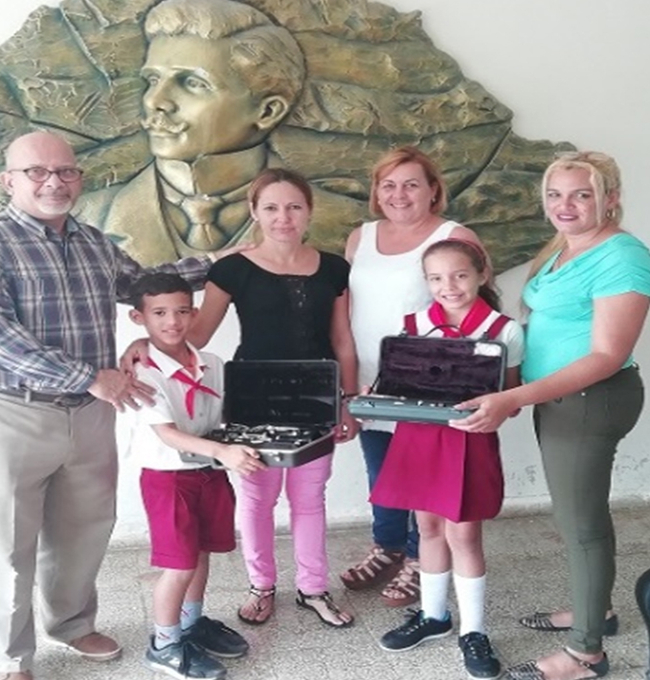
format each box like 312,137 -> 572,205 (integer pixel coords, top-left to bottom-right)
606,208 -> 615,220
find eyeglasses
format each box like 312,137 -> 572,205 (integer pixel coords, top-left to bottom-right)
7,166 -> 84,183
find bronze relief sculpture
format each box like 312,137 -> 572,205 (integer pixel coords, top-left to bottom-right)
0,0 -> 572,270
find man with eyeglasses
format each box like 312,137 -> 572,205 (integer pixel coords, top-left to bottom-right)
0,131 -> 226,680
8,166 -> 83,182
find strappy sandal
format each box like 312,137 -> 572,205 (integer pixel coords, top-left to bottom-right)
237,585 -> 276,625
504,648 -> 609,679
296,590 -> 354,628
339,545 -> 404,591
380,559 -> 420,607
519,612 -> 619,637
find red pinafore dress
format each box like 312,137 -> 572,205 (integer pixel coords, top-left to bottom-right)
370,299 -> 509,522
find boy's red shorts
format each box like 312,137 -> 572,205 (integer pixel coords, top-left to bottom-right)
140,467 -> 236,570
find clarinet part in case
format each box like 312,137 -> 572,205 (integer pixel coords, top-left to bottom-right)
348,335 -> 506,424
180,359 -> 340,468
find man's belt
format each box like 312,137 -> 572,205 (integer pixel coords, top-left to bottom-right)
0,388 -> 95,408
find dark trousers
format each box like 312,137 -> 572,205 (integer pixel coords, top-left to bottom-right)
534,366 -> 644,653
361,429 -> 419,559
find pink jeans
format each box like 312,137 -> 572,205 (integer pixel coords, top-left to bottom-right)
237,453 -> 333,594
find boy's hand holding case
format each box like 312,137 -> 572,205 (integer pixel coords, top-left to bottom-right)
180,359 -> 340,468
348,335 -> 507,424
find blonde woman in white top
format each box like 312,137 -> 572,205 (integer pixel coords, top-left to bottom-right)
340,146 -> 488,607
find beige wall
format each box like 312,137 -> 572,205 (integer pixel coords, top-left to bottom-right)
2,0 -> 650,541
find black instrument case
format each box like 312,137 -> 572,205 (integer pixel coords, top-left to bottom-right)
348,335 -> 506,424
181,359 -> 340,468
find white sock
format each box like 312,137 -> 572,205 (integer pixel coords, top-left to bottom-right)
453,573 -> 486,635
420,570 -> 451,621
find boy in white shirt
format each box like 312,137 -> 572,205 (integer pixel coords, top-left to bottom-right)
128,273 -> 265,680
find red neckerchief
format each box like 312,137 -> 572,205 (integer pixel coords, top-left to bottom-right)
427,297 -> 494,337
146,356 -> 220,419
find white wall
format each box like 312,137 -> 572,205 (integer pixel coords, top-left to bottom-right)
2,0 -> 650,542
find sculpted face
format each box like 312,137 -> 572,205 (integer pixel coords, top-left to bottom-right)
141,35 -> 268,161
0,133 -> 83,228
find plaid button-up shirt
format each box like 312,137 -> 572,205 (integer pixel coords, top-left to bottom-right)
0,204 -> 211,394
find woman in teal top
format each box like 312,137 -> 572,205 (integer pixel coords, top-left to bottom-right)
524,232 -> 650,383
452,151 -> 650,680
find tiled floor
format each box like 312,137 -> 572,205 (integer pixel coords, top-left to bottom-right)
30,506 -> 650,679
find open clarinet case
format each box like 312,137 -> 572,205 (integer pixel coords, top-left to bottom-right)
180,359 -> 340,468
348,335 -> 507,424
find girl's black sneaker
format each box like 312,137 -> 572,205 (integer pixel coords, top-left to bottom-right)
458,631 -> 501,679
379,609 -> 452,651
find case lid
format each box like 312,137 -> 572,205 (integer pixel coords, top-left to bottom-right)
223,359 -> 340,427
376,335 -> 507,403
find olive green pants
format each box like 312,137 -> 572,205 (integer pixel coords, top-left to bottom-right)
534,365 -> 644,653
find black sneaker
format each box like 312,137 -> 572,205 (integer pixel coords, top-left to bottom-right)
144,636 -> 227,680
458,632 -> 501,679
379,609 -> 452,651
183,616 -> 249,658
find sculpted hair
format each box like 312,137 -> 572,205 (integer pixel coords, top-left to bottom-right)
369,145 -> 449,217
248,167 -> 314,211
528,150 -> 623,280
422,238 -> 501,312
130,273 -> 193,311
145,0 -> 306,105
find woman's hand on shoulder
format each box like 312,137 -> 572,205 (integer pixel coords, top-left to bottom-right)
119,338 -> 150,376
448,390 -> 520,433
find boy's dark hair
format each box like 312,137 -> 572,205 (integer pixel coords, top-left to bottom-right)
130,273 -> 193,311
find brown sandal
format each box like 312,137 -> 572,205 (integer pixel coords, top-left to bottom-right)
340,545 -> 404,591
380,559 -> 420,607
296,590 -> 354,628
237,585 -> 276,625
